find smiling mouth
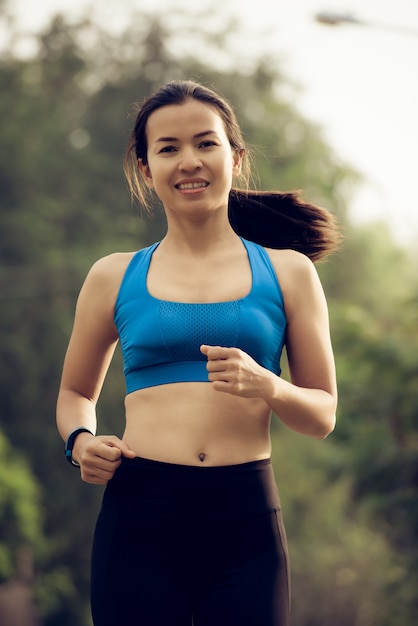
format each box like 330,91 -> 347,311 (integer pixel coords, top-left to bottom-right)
176,181 -> 209,190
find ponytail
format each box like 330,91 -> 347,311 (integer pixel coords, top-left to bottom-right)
228,189 -> 342,262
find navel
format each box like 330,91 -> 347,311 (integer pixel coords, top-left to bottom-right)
198,453 -> 206,463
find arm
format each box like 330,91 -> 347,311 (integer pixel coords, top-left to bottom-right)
201,250 -> 337,439
56,254 -> 135,484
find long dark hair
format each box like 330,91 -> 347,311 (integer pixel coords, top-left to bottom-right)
124,80 -> 341,262
229,189 -> 341,262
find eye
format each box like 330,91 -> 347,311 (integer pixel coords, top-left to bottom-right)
199,140 -> 217,149
158,145 -> 177,154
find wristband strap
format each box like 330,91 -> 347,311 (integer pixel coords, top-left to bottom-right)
65,427 -> 94,467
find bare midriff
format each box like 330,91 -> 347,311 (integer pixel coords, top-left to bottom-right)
122,382 -> 272,466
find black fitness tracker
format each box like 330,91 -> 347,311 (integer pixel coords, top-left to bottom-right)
65,427 -> 94,467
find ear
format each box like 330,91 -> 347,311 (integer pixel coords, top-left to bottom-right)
232,148 -> 245,177
137,158 -> 154,188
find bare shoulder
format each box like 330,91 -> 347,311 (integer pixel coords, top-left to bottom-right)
72,251 -> 137,328
265,248 -> 318,283
264,248 -> 325,315
88,251 -> 136,279
81,251 -> 136,297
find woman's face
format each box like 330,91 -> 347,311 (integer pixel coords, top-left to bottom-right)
138,99 -> 243,219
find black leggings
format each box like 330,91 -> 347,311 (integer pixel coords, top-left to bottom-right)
91,456 -> 290,626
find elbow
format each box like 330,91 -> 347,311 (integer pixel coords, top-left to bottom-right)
315,391 -> 337,439
314,414 -> 336,439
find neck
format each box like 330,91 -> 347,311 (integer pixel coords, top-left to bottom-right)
161,214 -> 240,256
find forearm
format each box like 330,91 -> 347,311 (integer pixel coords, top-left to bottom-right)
56,388 -> 98,442
263,371 -> 337,439
57,387 -> 136,483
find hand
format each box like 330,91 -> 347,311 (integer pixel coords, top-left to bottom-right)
74,433 -> 136,485
200,344 -> 272,399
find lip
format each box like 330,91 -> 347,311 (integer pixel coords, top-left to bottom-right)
175,178 -> 209,193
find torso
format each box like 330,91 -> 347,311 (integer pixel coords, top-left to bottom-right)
107,237 -> 289,466
123,383 -> 272,465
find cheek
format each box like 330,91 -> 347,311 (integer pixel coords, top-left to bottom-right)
148,170 -> 173,199
222,159 -> 236,183
143,161 -> 166,189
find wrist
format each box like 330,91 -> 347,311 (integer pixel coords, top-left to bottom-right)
65,427 -> 94,467
260,369 -> 282,401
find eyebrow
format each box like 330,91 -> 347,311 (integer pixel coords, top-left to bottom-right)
154,130 -> 217,144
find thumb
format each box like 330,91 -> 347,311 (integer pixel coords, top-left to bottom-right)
108,437 -> 136,459
120,442 -> 137,459
200,344 -> 210,356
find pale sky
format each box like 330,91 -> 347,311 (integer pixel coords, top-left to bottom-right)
5,0 -> 418,247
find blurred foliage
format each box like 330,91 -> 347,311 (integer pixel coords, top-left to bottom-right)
0,3 -> 417,625
0,430 -> 44,582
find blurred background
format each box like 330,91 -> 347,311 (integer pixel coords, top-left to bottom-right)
0,0 -> 417,624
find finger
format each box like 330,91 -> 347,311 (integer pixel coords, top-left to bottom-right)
98,442 -> 123,462
200,345 -> 230,360
207,368 -> 232,384
81,458 -> 119,481
212,380 -> 234,394
81,469 -> 114,485
107,440 -> 136,459
119,442 -> 137,459
101,437 -> 136,460
206,359 -> 228,373
80,455 -> 118,479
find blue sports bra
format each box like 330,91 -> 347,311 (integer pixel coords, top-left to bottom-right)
114,238 -> 287,394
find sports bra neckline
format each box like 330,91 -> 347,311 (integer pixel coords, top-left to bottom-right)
144,237 -> 254,306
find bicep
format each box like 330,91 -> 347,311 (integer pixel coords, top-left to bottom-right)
59,263 -> 120,403
281,257 -> 337,396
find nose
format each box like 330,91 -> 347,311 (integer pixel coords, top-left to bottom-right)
179,147 -> 202,172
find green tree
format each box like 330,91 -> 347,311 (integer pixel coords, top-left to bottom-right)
1,4 -> 417,625
271,428 -> 395,626
0,430 -> 43,582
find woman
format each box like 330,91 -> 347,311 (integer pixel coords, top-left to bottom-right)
57,80 -> 339,626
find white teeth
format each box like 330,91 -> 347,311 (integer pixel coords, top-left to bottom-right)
177,182 -> 207,190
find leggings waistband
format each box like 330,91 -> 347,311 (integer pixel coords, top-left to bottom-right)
103,456 -> 281,518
